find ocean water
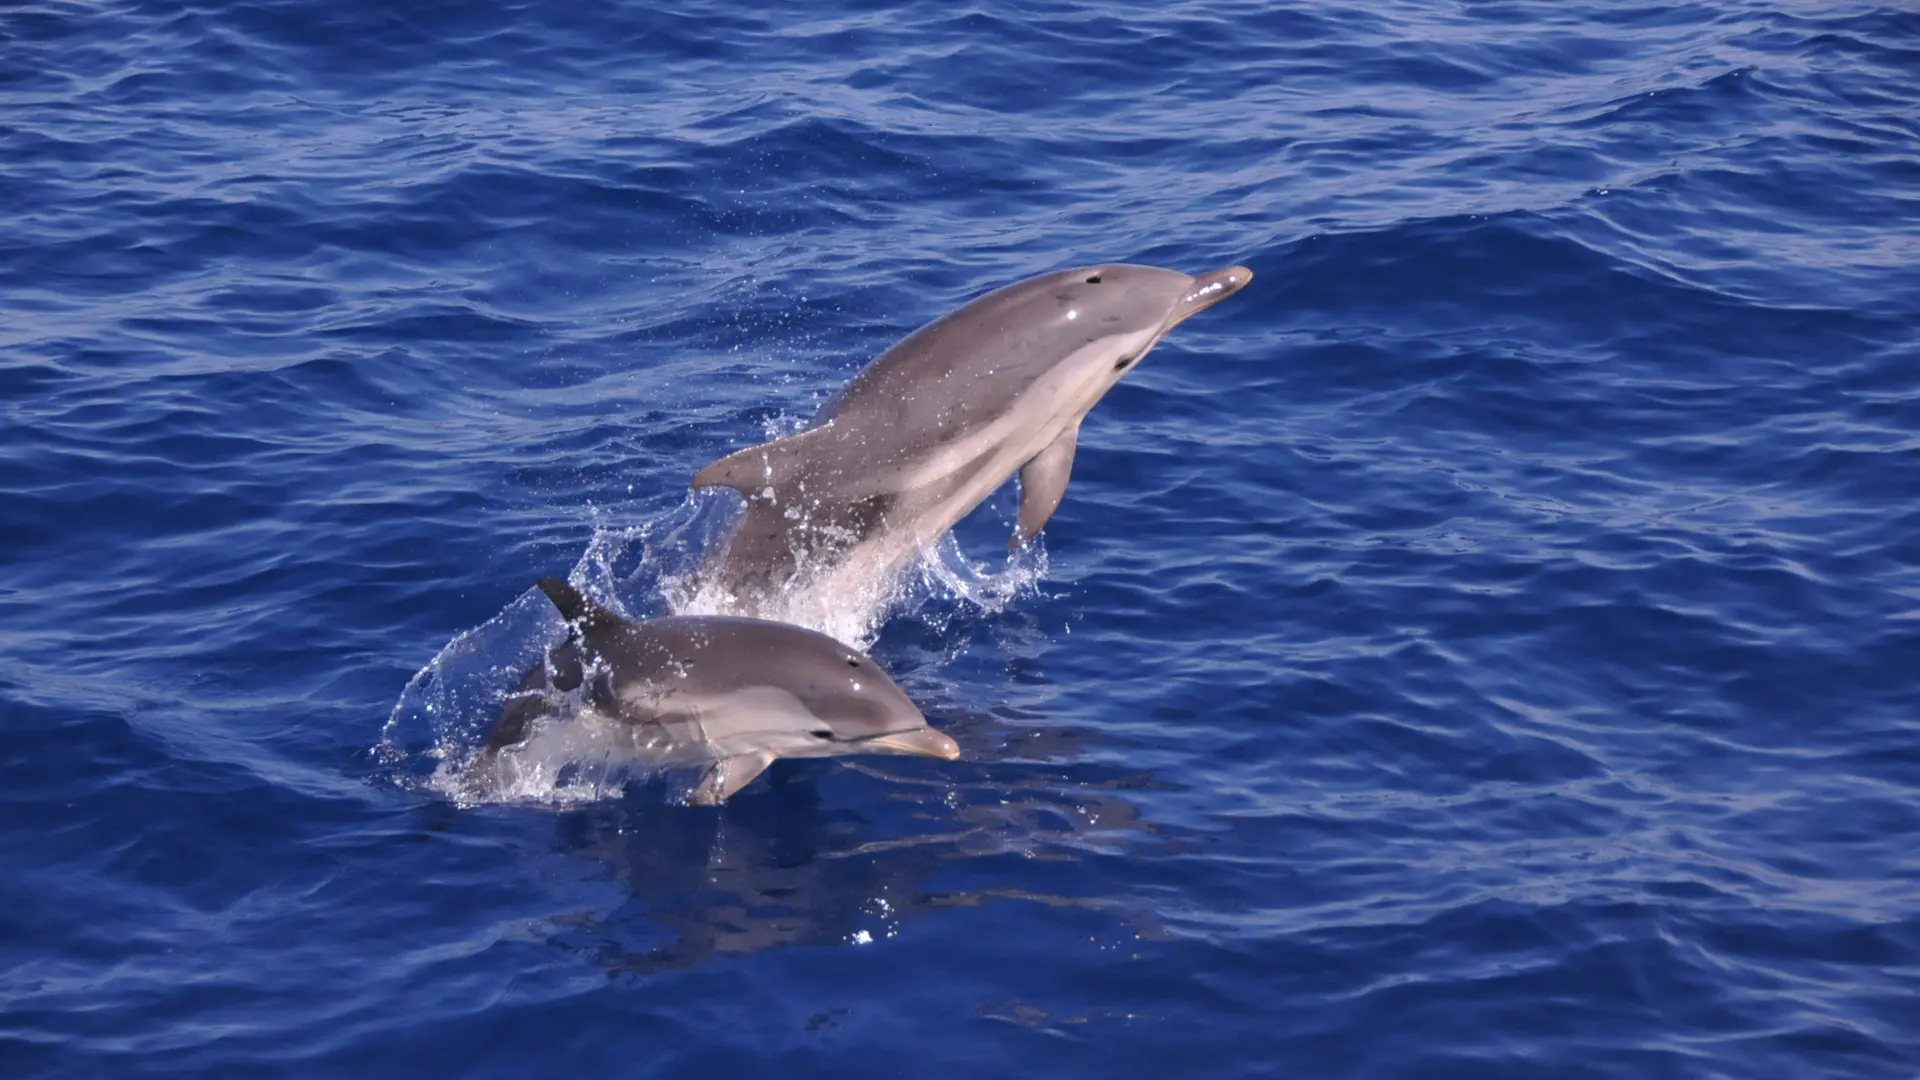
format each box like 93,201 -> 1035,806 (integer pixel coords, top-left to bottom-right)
4,0 -> 1918,1075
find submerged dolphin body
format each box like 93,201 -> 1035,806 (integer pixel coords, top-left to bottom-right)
690,262 -> 1252,609
476,578 -> 959,804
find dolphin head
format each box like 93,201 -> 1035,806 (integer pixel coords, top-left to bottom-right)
675,621 -> 959,804
589,613 -> 960,804
668,622 -> 960,799
1049,263 -> 1253,372
710,624 -> 958,762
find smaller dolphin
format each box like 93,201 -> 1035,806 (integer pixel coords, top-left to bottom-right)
476,578 -> 958,804
690,262 -> 1252,607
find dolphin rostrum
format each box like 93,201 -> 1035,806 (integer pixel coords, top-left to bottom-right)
689,262 -> 1252,608
476,578 -> 959,804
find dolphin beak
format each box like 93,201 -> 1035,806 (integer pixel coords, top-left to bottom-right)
863,727 -> 961,759
1169,265 -> 1253,326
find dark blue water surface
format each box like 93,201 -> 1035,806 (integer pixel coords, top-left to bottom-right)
5,1 -> 1919,1076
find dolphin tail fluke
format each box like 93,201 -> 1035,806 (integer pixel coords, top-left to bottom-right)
689,425 -> 842,497
535,577 -> 624,634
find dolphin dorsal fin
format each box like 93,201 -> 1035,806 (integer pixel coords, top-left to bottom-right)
689,425 -> 842,498
535,577 -> 623,634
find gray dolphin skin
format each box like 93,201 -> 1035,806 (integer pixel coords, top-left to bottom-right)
478,578 -> 959,804
691,262 -> 1252,602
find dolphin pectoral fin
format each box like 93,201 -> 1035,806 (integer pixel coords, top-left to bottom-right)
690,425 -> 841,497
688,750 -> 779,805
1011,425 -> 1080,549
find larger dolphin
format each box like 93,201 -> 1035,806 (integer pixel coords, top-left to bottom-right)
691,262 -> 1252,605
475,578 -> 959,804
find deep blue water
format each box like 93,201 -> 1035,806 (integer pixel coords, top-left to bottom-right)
5,0 -> 1919,1075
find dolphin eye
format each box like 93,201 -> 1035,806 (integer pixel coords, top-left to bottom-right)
809,728 -> 833,739
846,658 -> 860,668
1085,274 -> 1102,284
